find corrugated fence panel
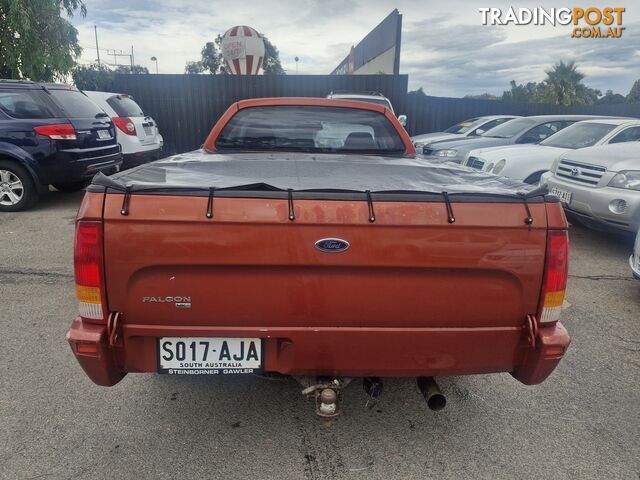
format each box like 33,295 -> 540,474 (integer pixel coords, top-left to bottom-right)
110,74 -> 408,155
108,74 -> 640,155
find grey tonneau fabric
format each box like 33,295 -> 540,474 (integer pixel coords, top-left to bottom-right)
93,150 -> 542,198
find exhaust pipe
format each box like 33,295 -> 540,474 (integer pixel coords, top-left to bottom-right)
417,377 -> 446,411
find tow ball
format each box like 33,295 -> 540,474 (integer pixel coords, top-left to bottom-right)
301,379 -> 343,418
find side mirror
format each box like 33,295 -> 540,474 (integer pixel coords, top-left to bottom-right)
397,115 -> 407,127
474,128 -> 485,135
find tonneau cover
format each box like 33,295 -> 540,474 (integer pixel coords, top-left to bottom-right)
91,150 -> 544,199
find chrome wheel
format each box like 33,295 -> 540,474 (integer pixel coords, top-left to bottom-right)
0,169 -> 24,206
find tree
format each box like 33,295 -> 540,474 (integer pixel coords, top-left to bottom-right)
502,80 -> 546,103
543,60 -> 600,105
408,87 -> 427,97
597,89 -> 626,104
502,61 -> 601,105
185,61 -> 204,74
628,80 -> 640,103
262,36 -> 285,74
0,0 -> 85,81
114,64 -> 149,74
464,93 -> 497,100
72,63 -> 114,90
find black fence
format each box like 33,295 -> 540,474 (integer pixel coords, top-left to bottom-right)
405,94 -> 640,136
108,73 -> 640,155
110,74 -> 408,155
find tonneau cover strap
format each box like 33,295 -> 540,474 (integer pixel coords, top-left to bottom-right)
522,196 -> 534,226
287,189 -> 295,221
120,186 -> 132,216
206,187 -> 216,219
365,190 -> 376,223
442,191 -> 455,224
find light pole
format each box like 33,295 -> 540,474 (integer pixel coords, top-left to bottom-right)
294,56 -> 299,74
150,56 -> 158,74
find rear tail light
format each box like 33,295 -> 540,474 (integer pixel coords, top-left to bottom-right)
538,230 -> 569,324
74,221 -> 107,322
33,123 -> 76,140
113,117 -> 137,136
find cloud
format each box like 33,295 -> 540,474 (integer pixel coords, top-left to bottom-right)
71,0 -> 640,97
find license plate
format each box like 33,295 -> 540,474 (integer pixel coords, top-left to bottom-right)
158,337 -> 262,374
96,129 -> 112,140
143,126 -> 153,136
550,187 -> 572,204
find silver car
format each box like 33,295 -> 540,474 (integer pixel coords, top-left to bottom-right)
411,115 -> 518,147
631,229 -> 640,279
543,142 -> 640,232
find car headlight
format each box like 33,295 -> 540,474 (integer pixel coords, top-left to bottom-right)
492,159 -> 506,174
434,149 -> 458,158
608,171 -> 640,191
484,162 -> 494,172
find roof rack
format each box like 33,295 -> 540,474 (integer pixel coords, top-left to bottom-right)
328,90 -> 385,97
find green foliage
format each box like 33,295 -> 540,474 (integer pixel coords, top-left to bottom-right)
597,89 -> 626,104
627,80 -> 640,103
72,63 -> 114,90
185,61 -> 204,74
262,36 -> 284,75
114,64 -> 149,74
464,93 -> 497,100
408,87 -> 427,97
0,0 -> 85,81
502,61 -> 601,105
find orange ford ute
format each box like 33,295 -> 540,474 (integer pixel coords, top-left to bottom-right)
67,98 -> 570,416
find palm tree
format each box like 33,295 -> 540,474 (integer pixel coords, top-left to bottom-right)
543,61 -> 586,105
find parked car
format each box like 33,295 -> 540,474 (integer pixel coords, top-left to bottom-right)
411,115 -> 519,146
419,115 -> 607,163
0,80 -> 121,211
67,97 -> 570,416
631,229 -> 640,279
542,142 -> 640,232
463,118 -> 640,184
83,91 -> 163,169
326,90 -> 406,126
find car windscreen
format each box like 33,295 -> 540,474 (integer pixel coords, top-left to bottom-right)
481,118 -> 536,138
541,122 -> 618,149
443,118 -> 481,134
106,95 -> 144,117
216,106 -> 406,155
0,89 -> 58,119
47,89 -> 105,118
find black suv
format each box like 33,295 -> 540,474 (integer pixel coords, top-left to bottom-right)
0,80 -> 122,211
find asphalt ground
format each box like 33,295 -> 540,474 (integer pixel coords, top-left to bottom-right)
1,189 -> 638,480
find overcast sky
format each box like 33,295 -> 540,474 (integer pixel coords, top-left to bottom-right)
72,0 -> 639,97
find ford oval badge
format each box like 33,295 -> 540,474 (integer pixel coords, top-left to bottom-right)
315,238 -> 350,253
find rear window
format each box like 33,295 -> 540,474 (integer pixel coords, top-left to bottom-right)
216,105 -> 405,155
106,95 -> 144,117
48,89 -> 104,118
0,89 -> 57,119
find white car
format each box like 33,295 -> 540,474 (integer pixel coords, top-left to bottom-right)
542,142 -> 640,233
411,115 -> 519,146
463,118 -> 640,184
83,91 -> 163,169
326,91 -> 406,126
631,229 -> 640,279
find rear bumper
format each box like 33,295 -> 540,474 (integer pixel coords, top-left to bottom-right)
122,148 -> 162,169
67,318 -> 570,387
48,146 -> 123,183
